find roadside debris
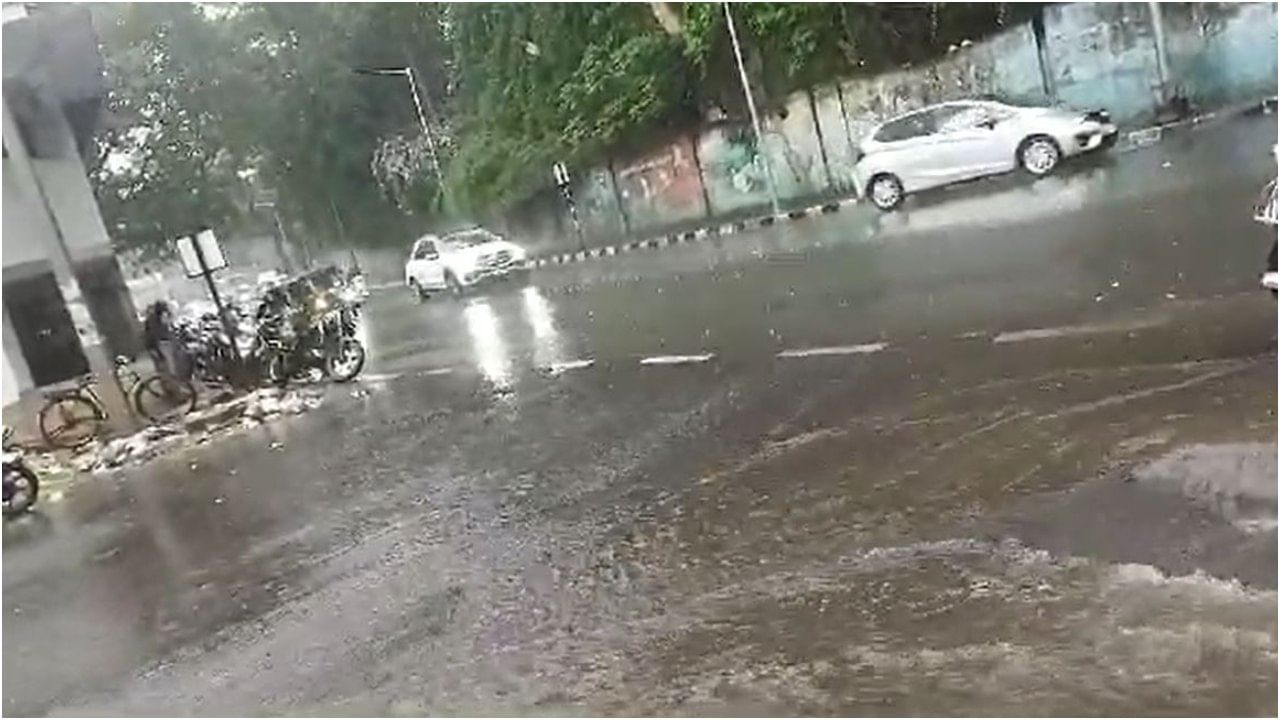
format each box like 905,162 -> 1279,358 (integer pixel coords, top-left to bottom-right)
24,386 -> 326,477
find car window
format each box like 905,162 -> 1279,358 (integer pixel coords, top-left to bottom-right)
874,111 -> 932,143
926,104 -> 976,134
935,103 -> 1016,133
413,239 -> 437,260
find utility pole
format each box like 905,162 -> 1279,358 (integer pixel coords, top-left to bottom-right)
403,66 -> 444,182
353,66 -> 445,194
1147,1 -> 1171,105
723,1 -> 781,216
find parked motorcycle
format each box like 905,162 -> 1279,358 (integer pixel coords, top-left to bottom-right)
309,289 -> 366,382
173,304 -> 258,389
254,281 -> 365,386
3,428 -> 39,517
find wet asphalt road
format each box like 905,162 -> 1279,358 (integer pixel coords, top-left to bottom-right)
5,115 -> 1278,716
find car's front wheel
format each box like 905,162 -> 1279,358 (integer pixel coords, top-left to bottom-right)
444,271 -> 465,297
867,173 -> 904,211
1019,135 -> 1061,176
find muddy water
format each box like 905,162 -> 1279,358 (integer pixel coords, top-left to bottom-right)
611,541 -> 1276,716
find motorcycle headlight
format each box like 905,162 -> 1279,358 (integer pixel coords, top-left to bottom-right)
312,296 -> 329,313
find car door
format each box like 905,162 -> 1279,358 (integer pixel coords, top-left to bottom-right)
928,103 -> 1017,182
409,238 -> 445,288
870,109 -> 949,192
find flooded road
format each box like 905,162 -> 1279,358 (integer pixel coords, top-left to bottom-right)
4,115 -> 1277,715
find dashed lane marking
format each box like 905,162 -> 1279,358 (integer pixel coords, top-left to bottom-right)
992,317 -> 1168,344
545,359 -> 595,375
639,353 -> 716,366
359,371 -> 404,383
777,342 -> 887,359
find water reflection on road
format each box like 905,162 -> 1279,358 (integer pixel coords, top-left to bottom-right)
521,285 -> 567,369
462,298 -> 512,389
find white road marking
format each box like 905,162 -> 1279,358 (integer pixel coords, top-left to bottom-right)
992,317 -> 1168,344
545,359 -> 595,375
639,353 -> 715,366
359,372 -> 403,383
419,367 -> 454,376
777,342 -> 887,358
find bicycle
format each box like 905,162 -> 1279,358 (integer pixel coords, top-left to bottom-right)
37,356 -> 197,450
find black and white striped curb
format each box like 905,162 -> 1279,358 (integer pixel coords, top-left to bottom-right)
528,196 -> 861,268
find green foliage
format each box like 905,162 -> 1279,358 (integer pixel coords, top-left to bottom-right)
446,4 -> 693,214
89,3 -> 251,259
90,2 -> 1035,254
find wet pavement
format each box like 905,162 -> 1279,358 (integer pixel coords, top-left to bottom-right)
5,115 -> 1278,716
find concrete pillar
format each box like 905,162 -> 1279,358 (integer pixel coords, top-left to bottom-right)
1148,1 -> 1171,104
2,304 -> 34,407
1,97 -> 134,429
1030,10 -> 1058,103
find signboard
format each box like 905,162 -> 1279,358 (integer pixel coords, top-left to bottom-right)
175,229 -> 227,278
553,161 -> 570,187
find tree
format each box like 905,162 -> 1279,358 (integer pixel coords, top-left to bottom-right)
90,3 -> 252,261
90,2 -> 1037,256
445,4 -> 693,213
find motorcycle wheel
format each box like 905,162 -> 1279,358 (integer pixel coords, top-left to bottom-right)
3,462 -> 38,517
325,338 -> 366,382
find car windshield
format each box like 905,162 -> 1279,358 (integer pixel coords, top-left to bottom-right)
443,230 -> 497,248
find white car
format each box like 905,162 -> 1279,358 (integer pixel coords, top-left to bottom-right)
855,100 -> 1118,211
404,228 -> 528,298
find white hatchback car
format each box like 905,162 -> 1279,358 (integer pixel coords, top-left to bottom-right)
855,100 -> 1118,210
404,228 -> 528,299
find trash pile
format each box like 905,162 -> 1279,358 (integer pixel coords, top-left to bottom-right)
27,386 -> 326,476
240,386 -> 325,427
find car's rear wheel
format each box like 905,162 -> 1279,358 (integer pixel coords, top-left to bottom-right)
1019,135 -> 1061,176
867,173 -> 904,211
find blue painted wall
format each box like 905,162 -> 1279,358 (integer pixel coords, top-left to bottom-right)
1162,2 -> 1279,108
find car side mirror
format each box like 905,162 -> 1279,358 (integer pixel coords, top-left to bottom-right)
977,118 -> 998,130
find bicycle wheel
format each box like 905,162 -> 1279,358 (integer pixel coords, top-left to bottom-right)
133,375 -> 197,423
38,395 -> 103,449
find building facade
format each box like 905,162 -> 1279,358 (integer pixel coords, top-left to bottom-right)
3,4 -> 140,408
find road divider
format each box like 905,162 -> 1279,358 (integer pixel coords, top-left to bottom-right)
528,197 -> 852,269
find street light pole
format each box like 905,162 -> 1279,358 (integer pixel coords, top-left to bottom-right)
723,1 -> 781,216
403,67 -> 443,181
354,67 -> 444,187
